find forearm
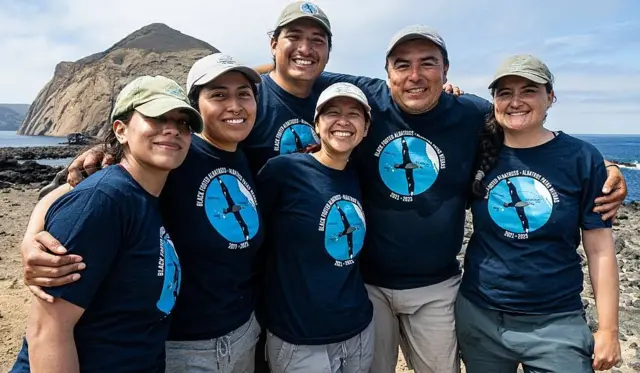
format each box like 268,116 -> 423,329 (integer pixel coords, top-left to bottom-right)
584,230 -> 619,332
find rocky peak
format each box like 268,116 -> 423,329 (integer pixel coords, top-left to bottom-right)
18,23 -> 218,137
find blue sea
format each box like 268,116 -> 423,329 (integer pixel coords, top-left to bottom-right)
1,131 -> 639,201
573,134 -> 640,202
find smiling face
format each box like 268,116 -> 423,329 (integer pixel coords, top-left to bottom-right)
114,109 -> 191,171
386,38 -> 449,114
196,71 -> 257,151
271,19 -> 330,83
315,96 -> 369,156
493,75 -> 554,132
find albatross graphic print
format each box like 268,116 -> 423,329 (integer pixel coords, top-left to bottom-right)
157,227 -> 181,314
198,167 -> 260,249
319,195 -> 366,267
486,170 -> 559,240
375,131 -> 445,203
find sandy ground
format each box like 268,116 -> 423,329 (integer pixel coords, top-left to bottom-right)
1,187 -> 639,372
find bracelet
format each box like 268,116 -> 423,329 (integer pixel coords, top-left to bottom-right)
606,164 -> 620,170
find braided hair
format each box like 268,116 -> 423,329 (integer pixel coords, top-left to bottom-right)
471,105 -> 504,198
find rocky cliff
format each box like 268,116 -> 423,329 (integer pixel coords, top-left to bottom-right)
18,23 -> 218,137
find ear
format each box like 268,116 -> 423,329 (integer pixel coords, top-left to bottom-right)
442,64 -> 450,84
314,121 -> 320,135
270,38 -> 278,57
113,120 -> 128,145
363,121 -> 370,137
547,90 -> 555,109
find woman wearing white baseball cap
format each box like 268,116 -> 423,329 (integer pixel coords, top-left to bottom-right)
157,52 -> 267,373
256,82 -> 374,372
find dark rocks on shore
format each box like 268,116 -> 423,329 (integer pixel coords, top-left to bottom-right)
0,157 -> 65,187
0,145 -> 83,161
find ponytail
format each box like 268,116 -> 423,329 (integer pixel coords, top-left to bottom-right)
471,104 -> 504,198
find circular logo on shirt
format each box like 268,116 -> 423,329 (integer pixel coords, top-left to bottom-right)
375,131 -> 444,202
486,172 -> 558,239
157,227 -> 181,315
274,119 -> 319,154
200,168 -> 260,248
319,195 -> 366,267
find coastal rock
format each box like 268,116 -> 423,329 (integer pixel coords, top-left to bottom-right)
0,145 -> 83,161
0,158 -> 64,187
18,23 -> 218,137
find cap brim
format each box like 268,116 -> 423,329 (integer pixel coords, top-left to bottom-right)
387,33 -> 439,56
488,72 -> 549,89
192,66 -> 262,89
315,93 -> 372,120
136,98 -> 203,133
278,15 -> 332,35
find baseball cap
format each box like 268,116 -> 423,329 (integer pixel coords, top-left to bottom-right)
111,75 -> 203,133
274,1 -> 331,36
386,25 -> 447,59
488,54 -> 554,89
315,82 -> 371,120
186,53 -> 261,96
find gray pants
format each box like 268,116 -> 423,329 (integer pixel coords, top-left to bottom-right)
455,294 -> 595,373
165,312 -> 261,373
266,320 -> 374,373
366,275 -> 461,373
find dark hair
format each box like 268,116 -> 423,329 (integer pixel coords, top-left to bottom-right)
270,26 -> 333,68
470,82 -> 555,198
384,44 -> 449,72
103,110 -> 134,163
188,78 -> 258,113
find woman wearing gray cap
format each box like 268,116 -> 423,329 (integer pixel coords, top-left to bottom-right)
256,82 -> 373,373
10,76 -> 200,373
457,54 -> 621,372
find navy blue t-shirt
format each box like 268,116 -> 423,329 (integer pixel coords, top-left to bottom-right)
317,72 -> 490,289
460,132 -> 611,314
241,73 -> 323,176
160,135 -> 264,340
12,165 -> 180,373
256,153 -> 373,345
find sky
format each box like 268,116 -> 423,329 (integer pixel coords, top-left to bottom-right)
0,0 -> 638,134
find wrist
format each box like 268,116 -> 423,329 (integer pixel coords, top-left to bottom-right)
597,327 -> 619,335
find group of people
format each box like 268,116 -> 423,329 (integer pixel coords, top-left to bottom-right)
12,2 -> 628,373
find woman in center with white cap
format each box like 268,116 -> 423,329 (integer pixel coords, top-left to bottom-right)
255,82 -> 374,373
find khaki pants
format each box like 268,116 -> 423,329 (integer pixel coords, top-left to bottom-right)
267,321 -> 374,373
366,275 -> 461,373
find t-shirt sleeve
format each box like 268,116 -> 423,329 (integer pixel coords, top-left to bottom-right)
43,189 -> 123,309
579,145 -> 613,230
316,72 -> 384,99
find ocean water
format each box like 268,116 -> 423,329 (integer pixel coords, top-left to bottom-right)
0,131 -> 67,147
573,134 -> 640,202
1,131 -> 639,201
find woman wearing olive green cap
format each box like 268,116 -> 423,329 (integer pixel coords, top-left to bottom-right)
11,75 -> 200,373
457,55 -> 622,372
